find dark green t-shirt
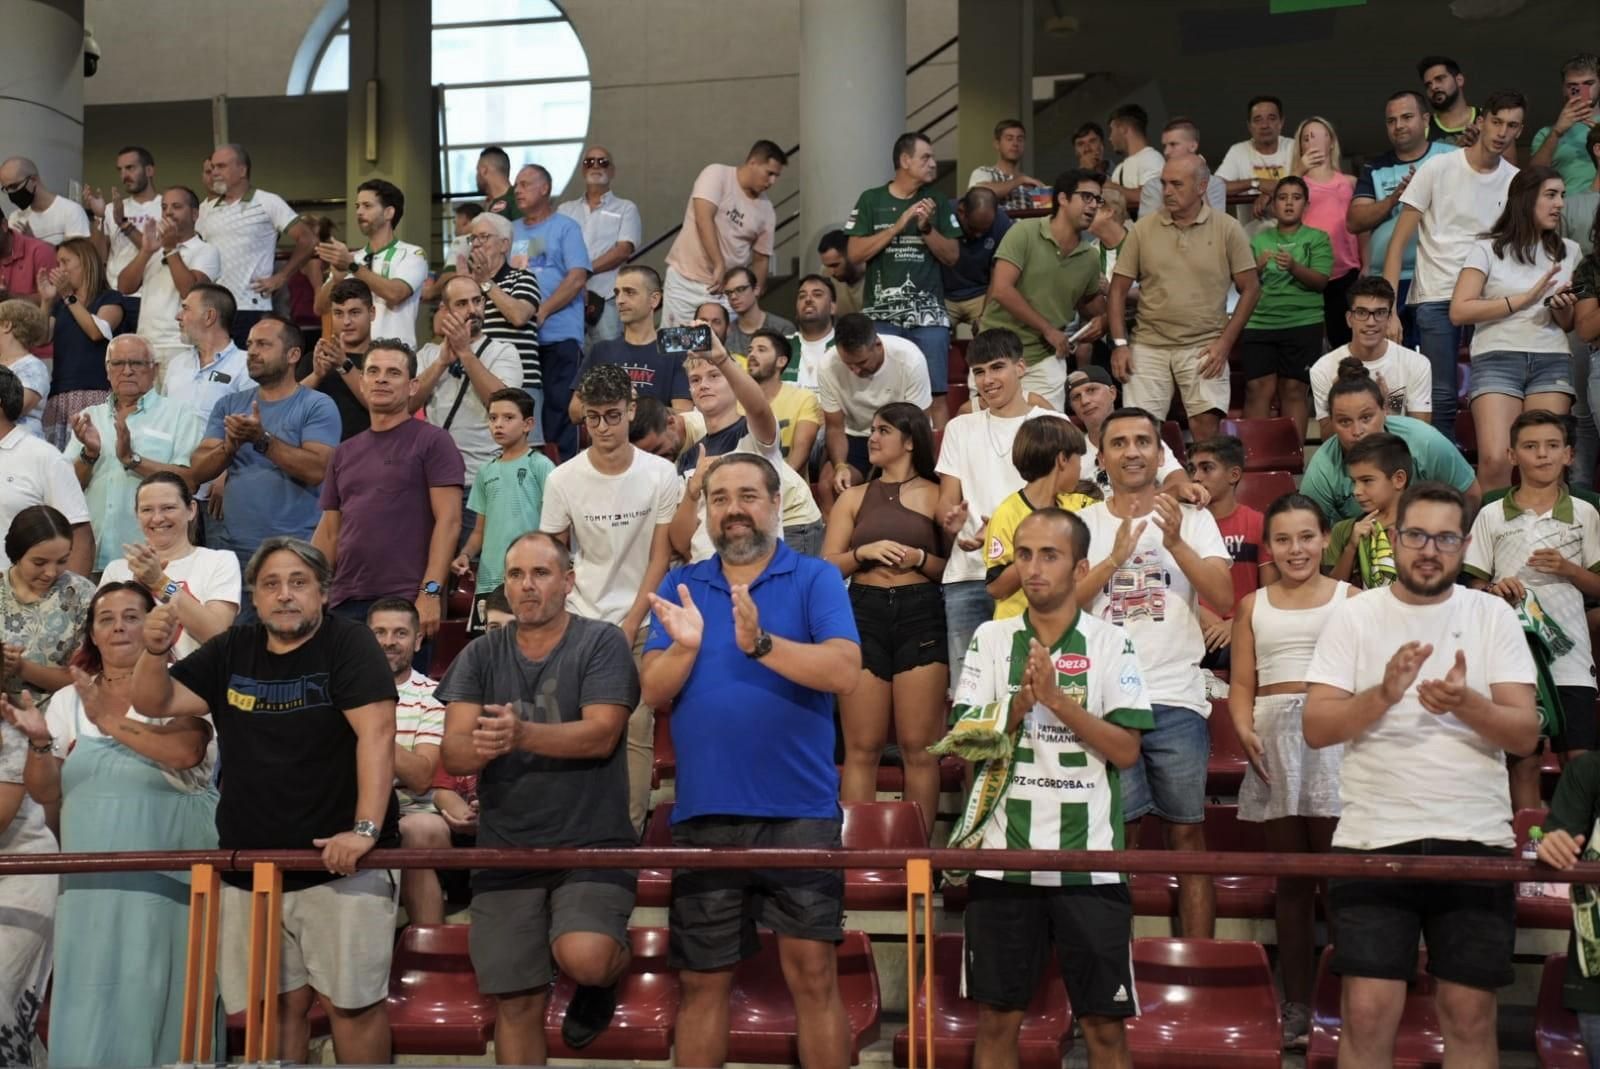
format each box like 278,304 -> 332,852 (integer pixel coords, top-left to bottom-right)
1247,224 -> 1334,330
1544,750 -> 1600,1013
845,183 -> 961,329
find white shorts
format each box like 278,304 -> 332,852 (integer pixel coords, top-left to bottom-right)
1022,355 -> 1069,412
219,868 -> 398,1012
1122,341 -> 1230,422
661,267 -> 728,327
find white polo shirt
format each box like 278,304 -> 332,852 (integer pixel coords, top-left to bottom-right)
816,333 -> 931,436
349,238 -> 429,346
558,191 -> 643,300
135,234 -> 223,361
196,187 -> 301,312
0,426 -> 91,569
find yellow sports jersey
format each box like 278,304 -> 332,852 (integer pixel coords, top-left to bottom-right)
769,384 -> 822,452
986,488 -> 1098,619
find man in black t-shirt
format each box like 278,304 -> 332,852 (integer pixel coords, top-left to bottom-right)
131,535 -> 400,1066
298,276 -> 373,440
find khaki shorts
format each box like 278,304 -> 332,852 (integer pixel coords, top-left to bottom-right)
945,295 -> 987,330
662,267 -> 728,327
220,868 -> 398,1012
1122,341 -> 1229,422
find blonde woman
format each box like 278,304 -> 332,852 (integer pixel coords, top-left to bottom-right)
36,237 -> 126,448
1290,116 -> 1365,348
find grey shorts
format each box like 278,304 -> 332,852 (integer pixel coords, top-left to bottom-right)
219,868 -> 398,1012
669,814 -> 844,971
469,871 -> 636,994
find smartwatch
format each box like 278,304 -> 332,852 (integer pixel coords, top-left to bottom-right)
420,580 -> 443,598
745,629 -> 774,659
158,579 -> 181,604
352,819 -> 379,840
1112,338 -> 1130,349
123,451 -> 143,470
64,294 -> 78,306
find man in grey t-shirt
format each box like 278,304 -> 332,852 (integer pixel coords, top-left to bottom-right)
438,531 -> 640,1063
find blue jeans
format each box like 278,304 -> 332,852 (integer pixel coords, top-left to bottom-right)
1120,703 -> 1210,824
1415,300 -> 1463,442
942,579 -> 993,695
539,338 -> 584,460
1571,335 -> 1600,490
876,322 -> 952,394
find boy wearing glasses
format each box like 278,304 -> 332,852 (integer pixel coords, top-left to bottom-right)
1309,277 -> 1434,439
1305,481 -> 1539,1068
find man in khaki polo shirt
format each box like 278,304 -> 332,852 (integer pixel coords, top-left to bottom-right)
981,167 -> 1107,409
1107,154 -> 1259,442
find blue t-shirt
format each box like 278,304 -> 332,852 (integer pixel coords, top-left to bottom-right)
511,214 -> 592,345
207,386 -> 341,549
1353,141 -> 1456,281
940,203 -> 1013,301
578,337 -> 692,404
51,291 -> 128,393
645,542 -> 860,821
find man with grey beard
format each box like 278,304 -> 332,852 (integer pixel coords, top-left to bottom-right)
641,452 -> 861,1069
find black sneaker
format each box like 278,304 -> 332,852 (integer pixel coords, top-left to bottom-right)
561,983 -> 618,1050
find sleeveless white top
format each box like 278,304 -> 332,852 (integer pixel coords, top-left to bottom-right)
1252,581 -> 1349,688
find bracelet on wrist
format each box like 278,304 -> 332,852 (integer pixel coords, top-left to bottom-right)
28,738 -> 54,755
851,546 -> 862,565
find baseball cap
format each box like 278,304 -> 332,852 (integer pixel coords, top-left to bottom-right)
1067,366 -> 1115,391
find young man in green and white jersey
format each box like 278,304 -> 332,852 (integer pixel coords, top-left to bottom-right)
943,507 -> 1152,1069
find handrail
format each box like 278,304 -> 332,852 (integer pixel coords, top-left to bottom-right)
906,34 -> 957,76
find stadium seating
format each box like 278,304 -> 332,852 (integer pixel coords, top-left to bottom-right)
948,339 -> 968,387
542,927 -> 678,1060
1222,417 -> 1305,473
1236,470 -> 1297,512
636,804 -> 674,908
427,619 -> 471,679
446,564 -> 474,619
1124,938 -> 1282,1068
386,924 -> 496,1055
1307,945 -> 1442,1068
1161,421 -> 1189,466
1536,953 -> 1588,1069
725,930 -> 882,1064
841,800 -> 929,910
1206,698 -> 1247,794
651,706 -> 675,788
891,933 -> 1073,1069
1515,808 -> 1573,930
1131,805 -> 1276,919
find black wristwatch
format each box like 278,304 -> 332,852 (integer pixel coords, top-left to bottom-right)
64,294 -> 78,306
253,432 -> 272,454
340,358 -> 356,375
745,629 -> 773,659
420,580 -> 443,598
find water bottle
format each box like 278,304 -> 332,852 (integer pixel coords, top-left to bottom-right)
1520,826 -> 1544,898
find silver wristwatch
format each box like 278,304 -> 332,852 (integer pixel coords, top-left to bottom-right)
352,819 -> 379,839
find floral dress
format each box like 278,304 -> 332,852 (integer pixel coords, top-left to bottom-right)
0,571 -> 95,710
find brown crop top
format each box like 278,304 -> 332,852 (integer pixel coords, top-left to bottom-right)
848,479 -> 945,567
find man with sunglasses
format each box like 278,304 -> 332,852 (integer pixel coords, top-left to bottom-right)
982,169 -> 1109,410
558,146 -> 641,345
1305,481 -> 1538,1068
1,157 -> 90,247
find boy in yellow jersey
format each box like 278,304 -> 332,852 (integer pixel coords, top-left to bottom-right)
986,414 -> 1098,618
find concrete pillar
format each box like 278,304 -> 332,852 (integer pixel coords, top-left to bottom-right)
957,0 -> 1034,185
1,0 -> 85,198
345,0 -> 433,252
799,0 -> 906,275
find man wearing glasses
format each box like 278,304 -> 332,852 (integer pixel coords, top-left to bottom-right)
982,168 -> 1110,410
465,212 -> 542,436
1309,277 -> 1435,439
63,334 -> 204,571
1305,481 -> 1538,1069
724,265 -> 795,358
1,156 -> 90,247
558,147 -> 641,346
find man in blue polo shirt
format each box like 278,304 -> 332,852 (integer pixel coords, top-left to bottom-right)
641,451 -> 861,1069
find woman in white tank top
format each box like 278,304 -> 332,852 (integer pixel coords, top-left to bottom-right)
1228,493 -> 1355,1046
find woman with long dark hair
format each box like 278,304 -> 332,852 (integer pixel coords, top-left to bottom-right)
0,581 -> 218,1068
1450,164 -> 1584,488
36,237 -> 125,449
1,505 -> 95,712
823,401 -> 949,835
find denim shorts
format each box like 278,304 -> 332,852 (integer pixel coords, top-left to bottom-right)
1120,703 -> 1209,824
1469,350 -> 1577,400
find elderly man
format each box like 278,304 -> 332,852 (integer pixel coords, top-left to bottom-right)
1,156 -> 90,246
117,186 -> 221,370
64,335 -> 204,571
465,211 -> 542,426
558,146 -> 642,344
512,165 -> 590,458
1108,154 -> 1260,443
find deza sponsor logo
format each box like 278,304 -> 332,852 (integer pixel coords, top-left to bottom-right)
1054,653 -> 1090,675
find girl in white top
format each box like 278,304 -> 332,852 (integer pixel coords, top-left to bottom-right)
98,472 -> 240,660
1449,165 -> 1585,490
1228,493 -> 1355,1044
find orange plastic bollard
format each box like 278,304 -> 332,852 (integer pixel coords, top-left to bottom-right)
179,862 -> 221,1063
904,857 -> 935,1069
243,861 -> 284,1063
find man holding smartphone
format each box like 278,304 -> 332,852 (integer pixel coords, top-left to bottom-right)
1529,54 -> 1599,189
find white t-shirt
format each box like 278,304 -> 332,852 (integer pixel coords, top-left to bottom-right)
0,426 -> 90,569
1305,586 -> 1536,850
196,188 -> 301,312
936,406 -> 1074,583
5,355 -> 50,438
102,195 -> 166,283
1399,151 -> 1517,304
99,546 -> 242,660
1077,499 -> 1231,712
540,447 -> 683,625
351,239 -> 429,346
1463,237 -> 1581,356
1110,146 -> 1165,198
135,234 -> 223,358
816,333 -> 932,435
1310,341 -> 1435,420
1216,139 -> 1293,225
416,337 -> 524,486
44,683 -> 216,792
8,196 -> 91,247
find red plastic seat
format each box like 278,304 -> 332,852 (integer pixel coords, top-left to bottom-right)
842,801 -> 928,910
542,442 -> 562,464
948,339 -> 969,388
948,383 -> 971,416
1161,421 -> 1189,466
1307,945 -> 1442,1068
851,756 -> 966,795
891,933 -> 1072,1069
542,927 -> 678,1060
636,802 -> 675,908
726,930 -> 881,1063
1131,805 -> 1276,919
1124,938 -> 1281,1068
1222,417 -> 1305,473
226,1003 -> 331,1054
387,924 -> 496,1055
1515,807 -> 1572,929
651,705 -> 675,788
1537,953 -> 1589,1069
427,619 -> 472,679
1206,699 -> 1246,794
446,565 -> 475,620
1457,362 -> 1472,404
1235,470 -> 1297,512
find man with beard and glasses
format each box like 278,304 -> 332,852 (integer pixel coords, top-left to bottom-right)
641,452 -> 861,1069
133,536 -> 402,1065
299,278 -> 376,440
85,146 -> 164,300
189,313 -> 340,581
120,186 -> 221,371
314,178 -> 428,347
1304,481 -> 1539,1068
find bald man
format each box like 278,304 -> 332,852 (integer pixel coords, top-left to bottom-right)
1,156 -> 90,246
1106,154 -> 1260,442
559,145 -> 642,344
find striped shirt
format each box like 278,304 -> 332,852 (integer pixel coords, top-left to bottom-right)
483,263 -> 543,389
196,187 -> 301,312
396,668 -> 446,810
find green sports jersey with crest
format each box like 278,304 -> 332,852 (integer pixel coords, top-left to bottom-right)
951,611 -> 1154,886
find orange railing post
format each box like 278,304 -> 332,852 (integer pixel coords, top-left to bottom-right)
904,858 -> 935,1069
243,861 -> 283,1063
179,862 -> 221,1063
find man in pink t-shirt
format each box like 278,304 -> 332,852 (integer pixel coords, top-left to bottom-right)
662,140 -> 785,325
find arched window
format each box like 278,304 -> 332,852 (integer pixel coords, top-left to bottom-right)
289,0 -> 592,198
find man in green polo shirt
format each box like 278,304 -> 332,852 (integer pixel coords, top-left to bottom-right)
982,168 -> 1107,411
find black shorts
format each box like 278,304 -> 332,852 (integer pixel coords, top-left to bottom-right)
964,877 -> 1137,1018
1329,839 -> 1516,990
668,814 -> 844,971
1239,324 -> 1325,383
849,582 -> 948,682
846,434 -> 871,476
1552,685 -> 1599,753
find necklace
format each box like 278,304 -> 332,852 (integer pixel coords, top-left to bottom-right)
983,407 -> 1029,457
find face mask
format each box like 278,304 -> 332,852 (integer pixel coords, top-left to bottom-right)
6,182 -> 34,211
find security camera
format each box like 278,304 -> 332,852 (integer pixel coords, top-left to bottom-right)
83,24 -> 101,78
